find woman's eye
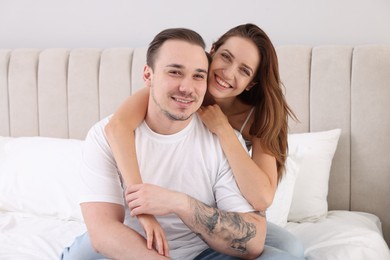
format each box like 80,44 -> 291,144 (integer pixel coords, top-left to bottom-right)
241,68 -> 251,77
221,53 -> 231,61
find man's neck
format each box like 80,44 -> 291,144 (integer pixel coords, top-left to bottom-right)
145,111 -> 193,135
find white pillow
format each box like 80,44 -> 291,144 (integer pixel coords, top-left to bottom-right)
266,156 -> 299,227
287,129 -> 341,222
0,136 -> 84,221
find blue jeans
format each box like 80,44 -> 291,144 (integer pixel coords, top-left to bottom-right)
261,222 -> 305,259
61,222 -> 304,260
194,222 -> 305,259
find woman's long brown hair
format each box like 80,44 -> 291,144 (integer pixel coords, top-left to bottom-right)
212,23 -> 297,183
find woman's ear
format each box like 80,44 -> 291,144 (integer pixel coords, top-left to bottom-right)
245,81 -> 256,91
209,44 -> 216,55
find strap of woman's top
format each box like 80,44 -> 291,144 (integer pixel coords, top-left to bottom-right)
240,107 -> 255,134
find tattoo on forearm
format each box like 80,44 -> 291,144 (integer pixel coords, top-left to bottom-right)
190,199 -> 257,254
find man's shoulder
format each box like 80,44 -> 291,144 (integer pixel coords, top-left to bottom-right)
192,113 -> 218,139
193,113 -> 246,148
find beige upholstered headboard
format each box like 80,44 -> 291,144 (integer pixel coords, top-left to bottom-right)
1,46 -> 389,244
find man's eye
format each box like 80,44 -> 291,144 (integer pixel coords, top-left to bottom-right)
169,70 -> 182,76
194,74 -> 206,80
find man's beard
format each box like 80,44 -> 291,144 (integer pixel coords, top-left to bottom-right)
151,87 -> 194,121
162,110 -> 191,121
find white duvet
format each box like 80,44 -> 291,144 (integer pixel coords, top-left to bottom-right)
0,212 -> 85,260
286,211 -> 390,260
1,210 -> 389,259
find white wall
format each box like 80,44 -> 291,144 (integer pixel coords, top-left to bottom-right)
1,0 -> 389,49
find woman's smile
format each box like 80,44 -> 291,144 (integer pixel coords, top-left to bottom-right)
212,74 -> 234,93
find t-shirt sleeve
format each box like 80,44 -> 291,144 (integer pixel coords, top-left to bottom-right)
213,134 -> 255,213
79,117 -> 125,206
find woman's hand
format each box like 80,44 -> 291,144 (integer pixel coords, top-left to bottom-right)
198,105 -> 230,135
126,183 -> 182,257
136,214 -> 170,257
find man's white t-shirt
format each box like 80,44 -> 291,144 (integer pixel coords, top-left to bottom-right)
80,114 -> 255,259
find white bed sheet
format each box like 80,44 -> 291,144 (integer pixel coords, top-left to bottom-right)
0,211 -> 86,260
1,210 -> 389,259
285,210 -> 390,260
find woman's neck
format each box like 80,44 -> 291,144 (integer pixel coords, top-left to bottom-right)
202,91 -> 252,117
217,97 -> 251,117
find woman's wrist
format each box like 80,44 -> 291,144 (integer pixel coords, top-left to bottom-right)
215,123 -> 236,140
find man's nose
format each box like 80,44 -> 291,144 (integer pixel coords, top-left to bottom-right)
178,76 -> 194,94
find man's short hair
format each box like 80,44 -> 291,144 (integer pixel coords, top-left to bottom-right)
146,28 -> 206,69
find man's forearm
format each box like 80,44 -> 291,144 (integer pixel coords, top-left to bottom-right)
178,196 -> 266,259
89,220 -> 169,260
81,203 -> 167,260
126,184 -> 266,258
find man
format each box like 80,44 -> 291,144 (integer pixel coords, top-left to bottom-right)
62,28 -> 266,259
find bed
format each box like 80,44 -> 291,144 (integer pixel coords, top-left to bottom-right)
0,46 -> 389,259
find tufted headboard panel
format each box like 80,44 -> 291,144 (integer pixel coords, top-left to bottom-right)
1,45 -> 389,244
0,48 -> 146,139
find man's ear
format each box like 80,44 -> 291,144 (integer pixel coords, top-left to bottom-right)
143,65 -> 152,83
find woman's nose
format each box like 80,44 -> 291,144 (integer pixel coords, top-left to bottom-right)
222,65 -> 235,80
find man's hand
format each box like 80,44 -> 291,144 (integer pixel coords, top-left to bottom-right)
137,214 -> 170,257
126,184 -> 174,257
126,184 -> 185,217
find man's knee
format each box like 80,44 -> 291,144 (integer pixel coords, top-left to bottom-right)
265,222 -> 304,258
60,232 -> 107,260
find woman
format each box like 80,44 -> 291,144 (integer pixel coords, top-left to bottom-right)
105,23 -> 304,259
